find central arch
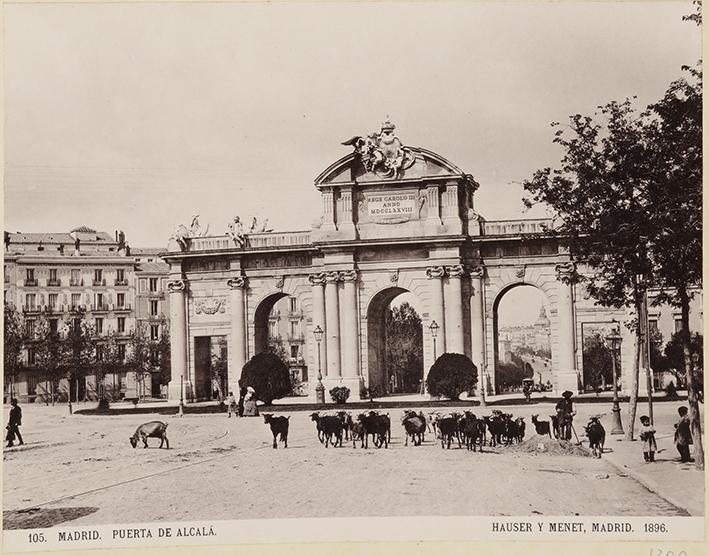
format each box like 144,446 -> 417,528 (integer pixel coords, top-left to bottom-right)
254,292 -> 290,356
366,286 -> 423,396
492,283 -> 552,394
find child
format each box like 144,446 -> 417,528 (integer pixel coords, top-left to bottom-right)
674,406 -> 693,462
225,391 -> 237,418
639,415 -> 657,463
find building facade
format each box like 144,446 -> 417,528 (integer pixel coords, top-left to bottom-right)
3,228 -> 169,402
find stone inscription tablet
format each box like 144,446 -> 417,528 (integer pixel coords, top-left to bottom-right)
366,191 -> 418,223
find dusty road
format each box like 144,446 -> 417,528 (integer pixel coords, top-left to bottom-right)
3,402 -> 692,529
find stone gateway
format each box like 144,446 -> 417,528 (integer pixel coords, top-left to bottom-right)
163,120 -> 648,403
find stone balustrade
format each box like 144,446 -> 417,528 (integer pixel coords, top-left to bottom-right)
186,231 -> 311,252
482,219 -> 553,236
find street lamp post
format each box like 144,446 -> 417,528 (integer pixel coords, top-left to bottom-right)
424,320 -> 439,395
313,325 -> 325,404
606,326 -> 624,435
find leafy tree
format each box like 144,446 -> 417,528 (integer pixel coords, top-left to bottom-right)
34,315 -> 66,405
265,334 -> 289,368
127,322 -> 152,400
3,305 -> 26,399
426,353 -> 478,400
582,333 -> 614,390
211,346 -> 228,400
644,64 -> 703,469
62,310 -> 96,414
156,319 -> 171,388
240,352 -> 291,405
664,332 -> 703,387
648,328 -> 670,376
385,302 -> 423,393
96,332 -> 125,407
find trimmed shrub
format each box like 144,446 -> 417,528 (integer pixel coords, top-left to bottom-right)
426,353 -> 478,401
329,386 -> 351,404
240,352 -> 291,405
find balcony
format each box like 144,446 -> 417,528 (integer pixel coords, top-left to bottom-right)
69,304 -> 87,313
287,333 -> 305,344
93,278 -> 107,287
147,290 -> 164,298
22,305 -> 40,314
69,279 -> 84,287
47,279 -> 62,287
114,279 -> 129,287
288,309 -> 303,320
44,304 -> 63,314
113,304 -> 132,313
92,304 -> 110,313
24,279 -> 38,287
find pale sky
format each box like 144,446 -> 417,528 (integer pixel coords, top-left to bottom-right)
4,1 -> 701,249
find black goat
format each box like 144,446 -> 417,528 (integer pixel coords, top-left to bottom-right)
262,414 -> 289,449
310,413 -> 343,448
585,416 -> 606,458
357,412 -> 389,448
401,411 -> 426,446
436,416 -> 461,449
531,414 -> 552,438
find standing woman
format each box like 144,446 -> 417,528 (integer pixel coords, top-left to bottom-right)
237,384 -> 247,417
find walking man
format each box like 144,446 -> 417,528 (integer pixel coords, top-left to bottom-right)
6,398 -> 23,447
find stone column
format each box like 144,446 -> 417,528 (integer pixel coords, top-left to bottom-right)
555,262 -> 579,393
324,271 -> 341,379
227,276 -> 247,396
338,270 -> 362,398
338,186 -> 356,239
445,265 -> 465,354
321,188 -> 336,231
470,266 -> 486,371
167,278 -> 190,401
424,185 -> 442,235
426,266 -> 447,359
309,272 -> 327,379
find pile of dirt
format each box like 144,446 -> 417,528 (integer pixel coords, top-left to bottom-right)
509,434 -> 592,457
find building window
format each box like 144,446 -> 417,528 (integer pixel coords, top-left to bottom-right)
269,320 -> 277,337
289,297 -> 297,312
117,293 -> 125,308
49,319 -> 59,334
290,345 -> 299,359
150,300 -> 159,316
70,269 -> 81,286
95,318 -> 103,335
118,344 -> 126,361
49,268 -> 58,284
648,319 -> 659,334
27,373 -> 39,395
116,269 -> 125,283
26,319 -> 35,338
674,318 -> 683,334
149,278 -> 158,292
48,293 -> 58,310
25,293 -> 36,310
150,347 -> 159,365
290,321 -> 298,338
26,268 -> 34,281
96,344 -> 104,361
96,293 -> 104,309
71,293 -> 81,309
27,347 -> 36,366
94,269 -> 103,283
117,317 -> 126,334
150,324 -> 159,341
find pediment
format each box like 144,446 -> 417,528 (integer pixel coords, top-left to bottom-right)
315,147 -> 464,186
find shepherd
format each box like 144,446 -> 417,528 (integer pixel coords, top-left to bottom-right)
555,390 -> 576,441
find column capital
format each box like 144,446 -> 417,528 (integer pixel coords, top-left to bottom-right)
308,272 -> 326,286
469,265 -> 485,279
324,271 -> 342,284
340,269 -> 358,283
426,266 -> 447,279
227,276 -> 248,289
167,279 -> 187,293
447,264 -> 465,278
555,261 -> 576,280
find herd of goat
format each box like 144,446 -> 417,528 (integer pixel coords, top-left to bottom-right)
261,410 -> 607,457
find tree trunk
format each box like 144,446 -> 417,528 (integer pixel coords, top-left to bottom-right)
625,298 -> 642,441
680,287 -> 704,470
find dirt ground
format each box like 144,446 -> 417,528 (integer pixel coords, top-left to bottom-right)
2,401 -> 695,529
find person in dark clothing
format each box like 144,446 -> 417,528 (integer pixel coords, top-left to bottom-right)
674,406 -> 693,463
555,390 -> 576,441
237,385 -> 247,417
6,398 -> 23,447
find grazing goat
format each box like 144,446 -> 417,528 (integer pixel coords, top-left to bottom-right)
129,421 -> 169,449
436,415 -> 461,449
262,414 -> 289,449
401,411 -> 426,446
585,416 -> 606,458
531,414 -> 552,438
357,412 -> 389,448
310,413 -> 343,448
